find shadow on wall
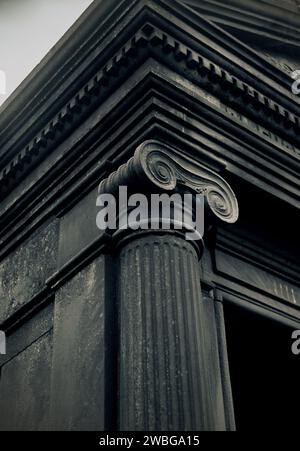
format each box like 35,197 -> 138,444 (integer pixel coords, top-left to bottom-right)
224,302 -> 300,431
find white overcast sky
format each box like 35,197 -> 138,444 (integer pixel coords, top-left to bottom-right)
0,0 -> 94,106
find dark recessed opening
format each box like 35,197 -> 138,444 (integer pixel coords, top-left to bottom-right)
224,302 -> 300,431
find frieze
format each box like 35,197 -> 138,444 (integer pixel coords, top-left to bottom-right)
216,250 -> 300,308
215,228 -> 300,307
198,88 -> 300,159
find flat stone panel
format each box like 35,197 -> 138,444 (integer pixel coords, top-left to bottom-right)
57,188 -> 99,269
0,220 -> 59,324
50,255 -> 109,431
0,302 -> 54,367
0,331 -> 53,431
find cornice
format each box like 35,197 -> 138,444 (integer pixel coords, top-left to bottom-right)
0,28 -> 299,198
144,25 -> 300,136
0,0 -> 129,143
154,0 -> 300,95
182,0 -> 300,50
0,0 -> 299,199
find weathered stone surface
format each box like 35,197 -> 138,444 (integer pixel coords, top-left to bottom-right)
0,331 -> 53,431
0,220 -> 59,324
57,188 -> 99,269
119,234 -> 228,431
50,256 -> 110,431
0,302 -> 53,367
216,250 -> 300,307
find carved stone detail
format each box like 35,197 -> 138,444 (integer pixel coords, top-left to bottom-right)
2,18 -> 300,195
2,20 -> 300,195
99,140 -> 239,224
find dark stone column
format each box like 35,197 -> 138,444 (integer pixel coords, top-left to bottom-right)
119,233 -> 207,430
98,140 -> 239,431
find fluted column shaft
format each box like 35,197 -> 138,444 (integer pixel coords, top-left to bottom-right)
119,233 -> 209,431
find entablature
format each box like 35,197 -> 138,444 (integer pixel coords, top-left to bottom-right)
0,0 -> 299,193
